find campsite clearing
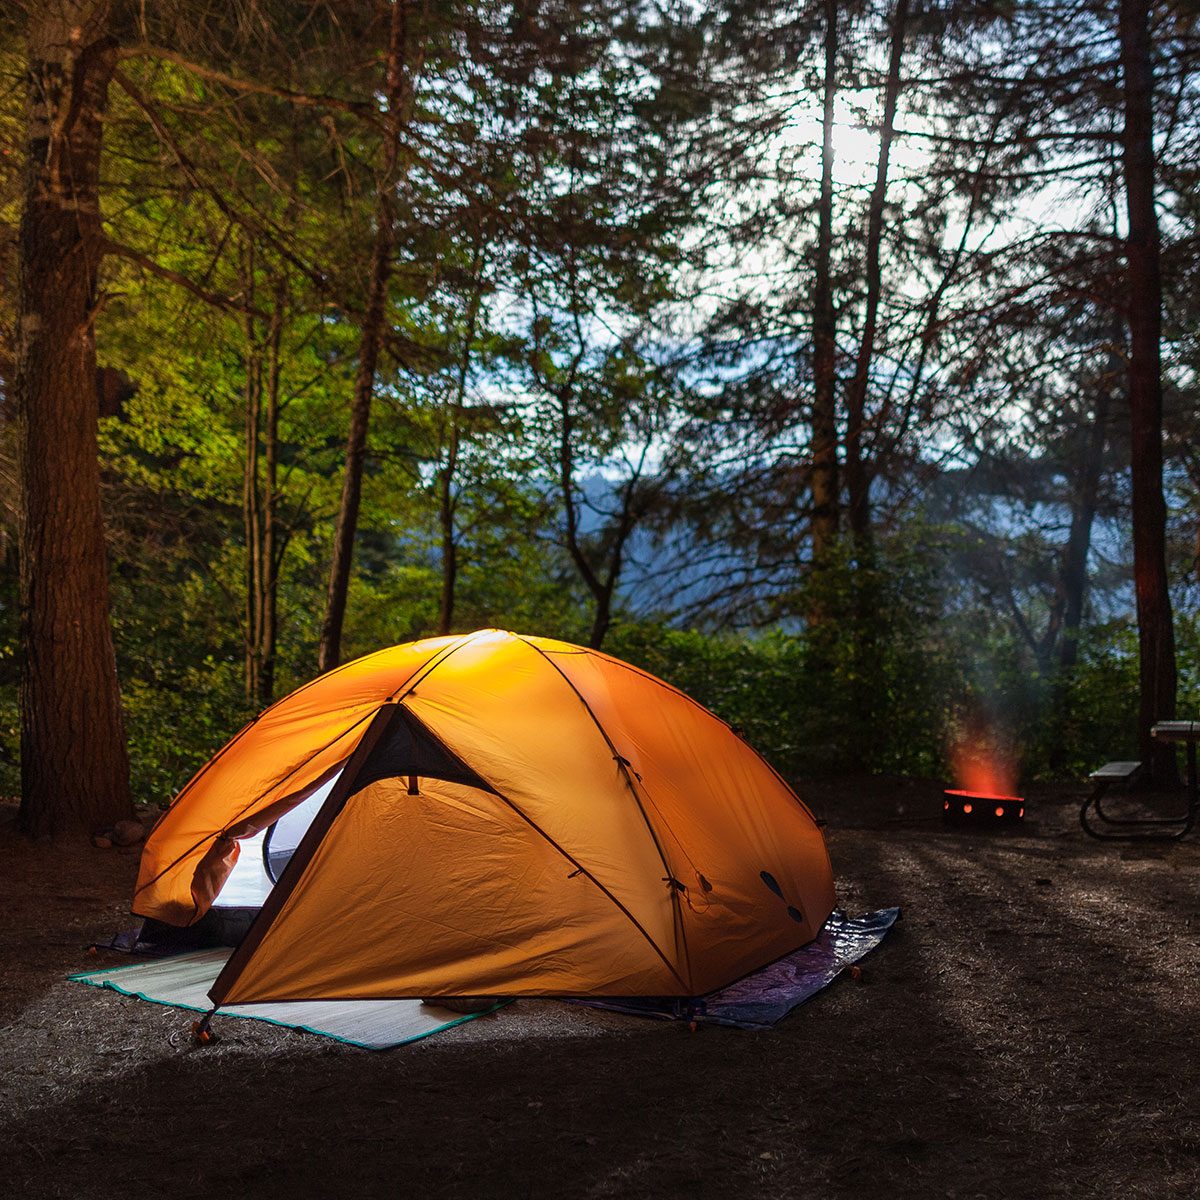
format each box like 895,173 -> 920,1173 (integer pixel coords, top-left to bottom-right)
2,780 -> 1199,1199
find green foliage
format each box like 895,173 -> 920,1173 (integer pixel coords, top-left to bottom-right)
607,539 -> 957,781
2,0 -> 1195,814
610,558 -> 1200,789
1031,623 -> 1140,778
2,499 -> 1194,810
607,623 -> 809,775
122,662 -> 251,806
1019,614 -> 1200,781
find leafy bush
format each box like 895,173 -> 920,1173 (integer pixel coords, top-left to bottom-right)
607,542 -> 957,780
3,525 -> 1196,805
611,557 -> 1200,786
122,660 -> 252,805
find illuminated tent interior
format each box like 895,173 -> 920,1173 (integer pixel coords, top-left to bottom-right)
132,629 -> 837,1009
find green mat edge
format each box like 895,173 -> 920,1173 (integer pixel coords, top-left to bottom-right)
68,956 -> 510,1050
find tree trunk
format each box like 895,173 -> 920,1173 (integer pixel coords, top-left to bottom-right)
554,369 -> 623,651
318,0 -> 424,672
260,283 -> 282,702
589,490 -> 641,651
808,0 -> 840,567
1118,0 -> 1177,781
844,0 -> 907,556
437,422 -> 459,636
437,242 -> 487,636
244,263 -> 283,707
557,378 -> 600,622
589,587 -> 614,650
1058,351 -> 1117,673
16,2 -> 133,837
1046,354 -> 1116,775
241,243 -> 263,703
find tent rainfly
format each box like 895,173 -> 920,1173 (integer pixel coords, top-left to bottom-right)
133,629 -> 836,1008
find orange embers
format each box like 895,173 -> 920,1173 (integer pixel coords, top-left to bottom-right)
943,714 -> 1024,826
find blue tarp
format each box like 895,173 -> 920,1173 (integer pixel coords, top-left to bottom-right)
567,907 -> 900,1029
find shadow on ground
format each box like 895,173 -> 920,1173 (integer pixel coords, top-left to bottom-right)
2,783 -> 1199,1199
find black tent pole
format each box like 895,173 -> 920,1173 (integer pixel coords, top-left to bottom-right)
205,701 -> 397,1010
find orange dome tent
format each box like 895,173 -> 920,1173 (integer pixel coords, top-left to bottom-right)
133,630 -> 835,1007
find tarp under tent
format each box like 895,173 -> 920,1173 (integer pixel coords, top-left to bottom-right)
132,629 -> 839,1011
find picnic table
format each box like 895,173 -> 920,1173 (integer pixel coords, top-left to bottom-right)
1079,720 -> 1200,841
1152,719 -> 1200,801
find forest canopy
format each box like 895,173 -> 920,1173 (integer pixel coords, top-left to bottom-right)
1,0 -> 1197,831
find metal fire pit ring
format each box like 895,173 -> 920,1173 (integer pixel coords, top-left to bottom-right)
943,788 -> 1024,826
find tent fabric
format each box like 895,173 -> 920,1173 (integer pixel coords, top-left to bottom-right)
567,906 -> 900,1028
134,634 -> 468,925
68,949 -> 507,1050
133,629 -> 836,1005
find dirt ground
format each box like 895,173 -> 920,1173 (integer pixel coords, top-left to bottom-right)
2,778 -> 1199,1199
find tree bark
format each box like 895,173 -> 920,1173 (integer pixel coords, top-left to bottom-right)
554,368 -> 636,652
587,483 -> 641,651
556,376 -> 601,627
243,257 -> 284,707
437,243 -> 487,636
844,0 -> 907,556
241,242 -> 263,703
437,468 -> 458,636
318,0 -> 424,672
260,282 -> 282,702
808,0 -> 840,567
1118,0 -> 1177,781
1058,348 -> 1118,673
16,1 -> 133,837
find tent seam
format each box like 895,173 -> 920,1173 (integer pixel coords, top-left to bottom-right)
135,633 -> 486,907
448,781 -> 692,994
512,633 -> 695,994
132,709 -> 378,908
147,641 -> 433,823
570,647 -> 824,827
208,632 -> 486,1003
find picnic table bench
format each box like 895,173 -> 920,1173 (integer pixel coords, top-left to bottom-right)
1079,721 -> 1200,841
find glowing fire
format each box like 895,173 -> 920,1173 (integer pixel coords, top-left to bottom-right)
949,725 -> 1020,801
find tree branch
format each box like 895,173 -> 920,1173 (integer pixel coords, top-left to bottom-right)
102,237 -> 265,315
118,45 -> 381,124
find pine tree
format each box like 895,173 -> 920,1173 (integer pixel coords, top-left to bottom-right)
13,0 -> 133,837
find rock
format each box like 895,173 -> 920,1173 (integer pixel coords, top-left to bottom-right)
92,834 -> 113,849
113,819 -> 145,847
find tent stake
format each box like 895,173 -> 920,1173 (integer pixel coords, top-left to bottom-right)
190,1008 -> 218,1046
